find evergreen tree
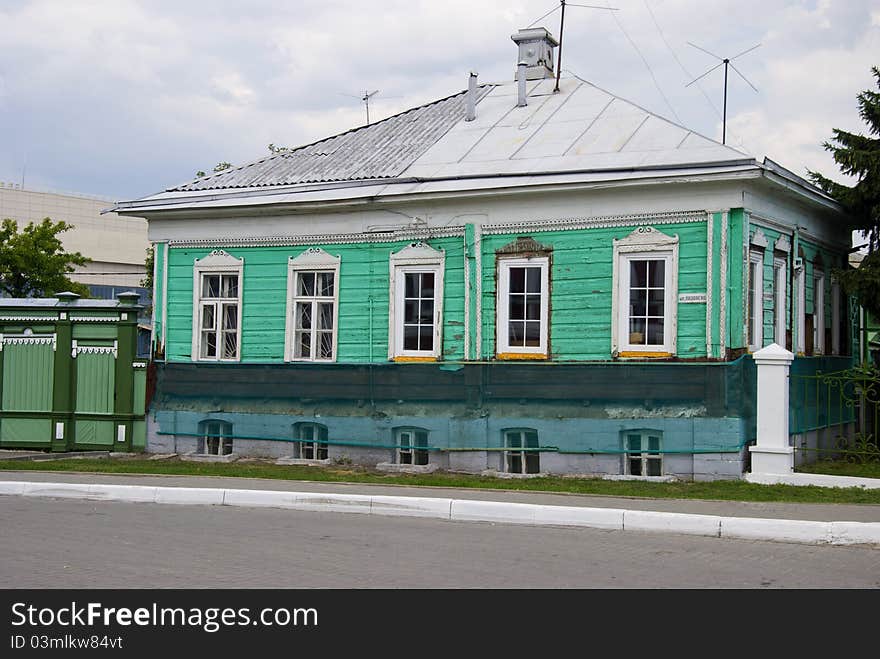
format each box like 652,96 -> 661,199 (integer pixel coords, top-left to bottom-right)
809,66 -> 880,316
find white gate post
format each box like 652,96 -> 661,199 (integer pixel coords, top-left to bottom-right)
749,343 -> 795,474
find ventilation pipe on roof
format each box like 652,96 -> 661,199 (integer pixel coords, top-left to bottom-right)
516,62 -> 527,107
466,72 -> 478,121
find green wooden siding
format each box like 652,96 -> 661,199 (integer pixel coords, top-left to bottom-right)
166,237 -> 466,363
1,342 -> 54,411
480,222 -> 709,360
75,352 -> 116,414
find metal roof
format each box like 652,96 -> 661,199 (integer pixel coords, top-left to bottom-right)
402,75 -> 749,179
170,86 -> 493,192
112,73 -> 836,215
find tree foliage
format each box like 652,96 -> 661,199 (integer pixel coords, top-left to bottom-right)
808,66 -> 880,315
0,218 -> 90,298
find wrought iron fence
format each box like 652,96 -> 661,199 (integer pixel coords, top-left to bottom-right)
789,359 -> 880,463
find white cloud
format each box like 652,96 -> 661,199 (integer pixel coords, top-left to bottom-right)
0,0 -> 876,197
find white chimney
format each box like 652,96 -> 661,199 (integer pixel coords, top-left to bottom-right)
516,62 -> 527,107
511,27 -> 558,80
466,72 -> 478,121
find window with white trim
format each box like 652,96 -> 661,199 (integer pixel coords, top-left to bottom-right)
396,427 -> 429,466
389,243 -> 445,360
624,430 -> 662,476
293,422 -> 328,461
748,250 -> 764,351
504,429 -> 540,474
199,420 -> 233,456
831,278 -> 841,355
285,249 -> 340,362
773,256 -> 787,346
795,260 -> 806,354
612,228 -> 679,356
813,270 -> 825,355
496,257 -> 549,356
192,251 -> 243,362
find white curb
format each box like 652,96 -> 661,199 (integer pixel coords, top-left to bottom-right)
624,510 -> 722,537
720,517 -> 832,544
153,487 -> 225,506
370,495 -> 453,519
2,480 -> 878,546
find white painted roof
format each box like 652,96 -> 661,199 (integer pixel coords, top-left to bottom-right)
402,75 -> 747,180
114,73 -> 838,215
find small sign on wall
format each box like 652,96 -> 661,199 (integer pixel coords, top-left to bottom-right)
678,293 -> 707,304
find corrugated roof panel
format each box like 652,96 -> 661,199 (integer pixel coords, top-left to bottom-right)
171,86 -> 492,191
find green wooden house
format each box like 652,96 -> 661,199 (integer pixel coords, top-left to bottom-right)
0,292 -> 147,452
113,28 -> 854,479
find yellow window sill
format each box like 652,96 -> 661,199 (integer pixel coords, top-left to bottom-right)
618,351 -> 672,358
392,356 -> 438,363
496,352 -> 548,360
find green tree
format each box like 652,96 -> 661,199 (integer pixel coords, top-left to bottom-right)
0,218 -> 90,297
808,66 -> 880,316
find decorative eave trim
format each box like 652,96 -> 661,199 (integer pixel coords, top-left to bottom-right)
0,334 -> 57,351
72,339 -> 118,359
483,210 -> 706,235
169,226 -> 465,249
69,315 -> 119,322
165,211 -> 707,249
0,315 -> 59,321
132,361 -> 147,368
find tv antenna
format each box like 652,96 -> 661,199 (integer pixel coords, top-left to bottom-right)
527,2 -> 619,93
341,89 -> 380,126
686,42 -> 761,144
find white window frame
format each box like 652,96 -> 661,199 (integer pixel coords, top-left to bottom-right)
192,250 -> 244,362
623,430 -> 663,477
795,260 -> 806,354
285,248 -> 341,362
503,429 -> 540,474
496,256 -> 550,356
813,270 -> 825,355
388,242 -> 445,360
611,227 -> 679,356
396,427 -> 429,466
200,420 -> 233,456
748,250 -> 764,351
773,256 -> 787,346
293,422 -> 329,461
831,278 -> 841,355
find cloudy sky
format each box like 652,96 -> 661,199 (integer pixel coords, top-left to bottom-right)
0,0 -> 877,201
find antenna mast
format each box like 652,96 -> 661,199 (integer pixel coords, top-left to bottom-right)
686,42 -> 760,144
547,2 -> 619,92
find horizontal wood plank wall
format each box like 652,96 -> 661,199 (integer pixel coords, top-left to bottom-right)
166,223 -> 716,364
480,222 -> 710,361
166,238 -> 466,364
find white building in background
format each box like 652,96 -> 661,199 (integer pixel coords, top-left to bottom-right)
0,182 -> 149,290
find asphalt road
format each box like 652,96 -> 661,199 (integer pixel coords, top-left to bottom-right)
1,497 -> 878,588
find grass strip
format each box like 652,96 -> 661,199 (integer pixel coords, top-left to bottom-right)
1,458 -> 879,504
